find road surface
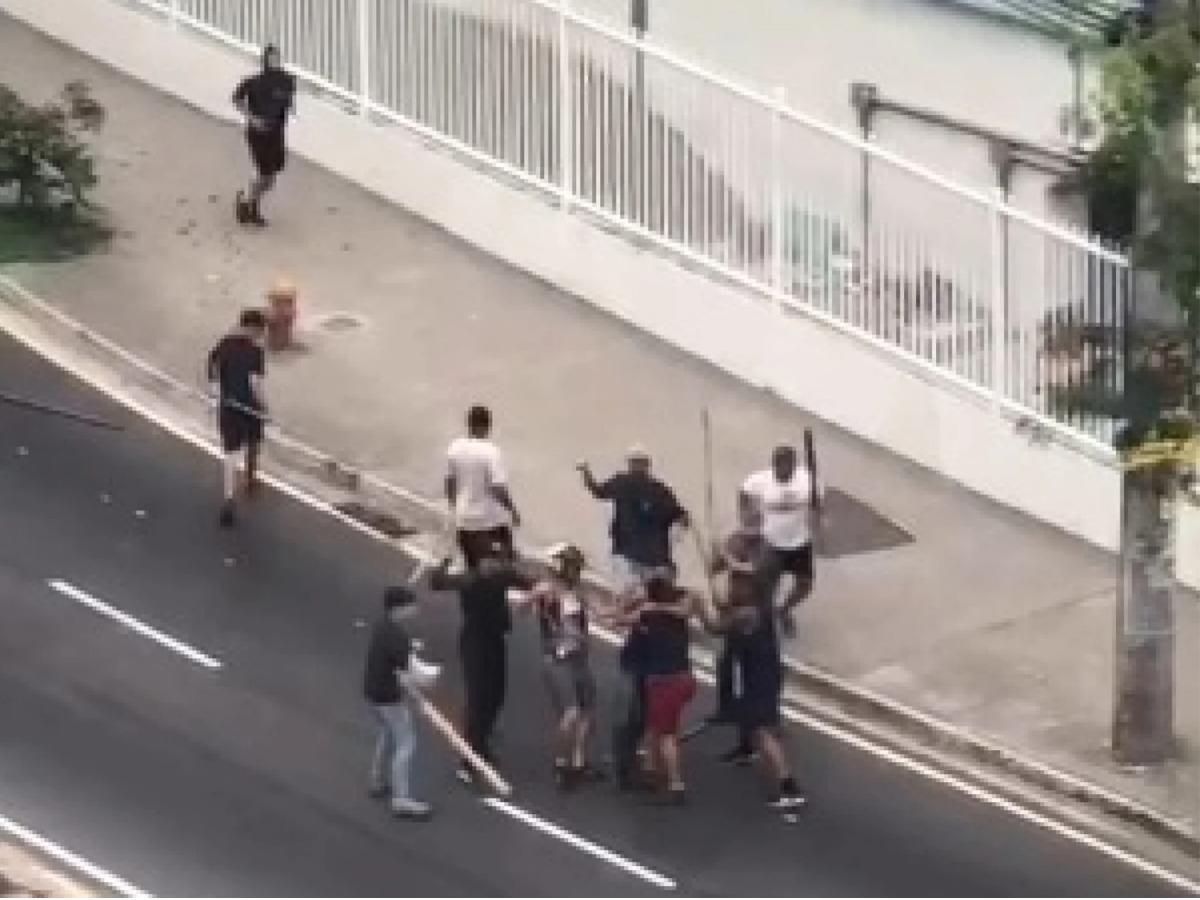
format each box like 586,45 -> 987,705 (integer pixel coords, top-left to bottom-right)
0,332 -> 1186,897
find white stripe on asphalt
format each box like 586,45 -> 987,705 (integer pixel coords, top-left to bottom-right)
0,810 -> 151,898
4,312 -> 1198,895
482,798 -> 676,891
47,579 -> 222,671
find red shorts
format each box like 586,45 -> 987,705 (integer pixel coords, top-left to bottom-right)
645,672 -> 697,736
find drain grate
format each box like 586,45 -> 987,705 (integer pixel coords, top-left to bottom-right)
334,501 -> 418,539
315,312 -> 367,333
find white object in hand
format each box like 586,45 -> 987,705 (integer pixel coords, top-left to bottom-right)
403,655 -> 441,690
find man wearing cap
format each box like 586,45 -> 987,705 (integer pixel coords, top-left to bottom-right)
577,446 -> 689,597
363,586 -> 440,820
232,43 -> 296,226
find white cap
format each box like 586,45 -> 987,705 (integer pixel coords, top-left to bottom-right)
627,443 -> 650,460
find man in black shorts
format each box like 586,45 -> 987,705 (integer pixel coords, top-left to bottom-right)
724,591 -> 807,812
738,444 -> 823,637
206,309 -> 268,527
232,43 -> 296,227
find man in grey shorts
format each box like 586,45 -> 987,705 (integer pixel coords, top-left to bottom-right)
515,544 -> 600,790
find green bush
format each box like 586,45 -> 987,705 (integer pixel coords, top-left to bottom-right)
0,79 -> 105,212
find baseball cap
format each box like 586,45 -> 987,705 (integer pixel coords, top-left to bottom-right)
627,444 -> 650,460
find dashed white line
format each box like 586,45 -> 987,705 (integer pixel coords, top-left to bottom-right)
0,810 -> 151,898
47,579 -> 222,670
4,310 -> 1198,894
482,798 -> 676,891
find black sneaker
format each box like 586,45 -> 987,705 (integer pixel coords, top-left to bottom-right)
218,501 -> 236,527
247,200 -> 268,227
719,746 -> 758,767
234,191 -> 251,224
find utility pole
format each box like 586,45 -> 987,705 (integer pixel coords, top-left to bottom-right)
1111,0 -> 1197,766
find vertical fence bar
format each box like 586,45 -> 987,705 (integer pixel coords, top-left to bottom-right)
557,0 -> 572,210
770,85 -> 785,300
168,0 -> 179,29
356,0 -> 370,116
990,190 -> 1009,404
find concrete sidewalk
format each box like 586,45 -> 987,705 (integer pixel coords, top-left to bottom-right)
1,13 -> 1196,839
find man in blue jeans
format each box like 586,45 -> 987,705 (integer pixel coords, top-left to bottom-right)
363,586 -> 439,820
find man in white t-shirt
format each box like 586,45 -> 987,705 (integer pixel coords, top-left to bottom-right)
738,444 -> 823,637
445,405 -> 521,569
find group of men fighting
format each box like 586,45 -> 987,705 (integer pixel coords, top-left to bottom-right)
371,404 -> 819,820
208,47 -> 820,823
206,308 -> 819,821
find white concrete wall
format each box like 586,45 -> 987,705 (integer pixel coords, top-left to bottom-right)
0,0 -> 1126,554
568,0 -> 1095,220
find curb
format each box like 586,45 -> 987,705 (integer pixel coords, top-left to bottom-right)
1,273 -> 1197,865
0,844 -> 95,897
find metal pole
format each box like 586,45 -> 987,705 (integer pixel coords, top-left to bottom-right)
357,0 -> 371,117
770,86 -> 785,299
631,0 -> 647,228
850,83 -> 877,294
558,0 -> 572,210
988,188 -> 1008,404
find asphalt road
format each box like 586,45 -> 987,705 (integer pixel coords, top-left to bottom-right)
0,332 -> 1187,898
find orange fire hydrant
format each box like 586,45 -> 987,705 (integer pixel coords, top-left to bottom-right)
265,278 -> 297,352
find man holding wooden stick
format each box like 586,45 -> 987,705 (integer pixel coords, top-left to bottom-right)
363,586 -> 440,820
738,444 -> 824,638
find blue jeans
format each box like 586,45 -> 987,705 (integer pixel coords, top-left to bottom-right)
370,701 -> 417,800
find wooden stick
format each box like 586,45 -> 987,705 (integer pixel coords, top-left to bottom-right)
700,406 -> 715,542
409,687 -> 512,797
0,390 -> 124,432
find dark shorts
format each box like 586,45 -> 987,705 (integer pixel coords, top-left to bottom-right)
247,126 -> 286,177
218,406 -> 264,453
645,672 -> 697,736
543,652 -> 597,715
458,526 -> 514,569
734,643 -> 783,730
762,543 -> 814,587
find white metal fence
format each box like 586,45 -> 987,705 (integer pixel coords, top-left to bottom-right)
138,0 -> 1129,447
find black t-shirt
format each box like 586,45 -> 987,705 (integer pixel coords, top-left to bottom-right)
207,334 -> 265,411
432,565 -> 531,640
233,69 -> 296,130
639,604 -> 691,677
595,473 -> 686,567
363,617 -> 412,704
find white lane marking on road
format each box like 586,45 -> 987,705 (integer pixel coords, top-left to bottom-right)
47,579 -> 222,671
5,318 -> 1198,894
482,797 -> 676,891
0,809 -> 152,898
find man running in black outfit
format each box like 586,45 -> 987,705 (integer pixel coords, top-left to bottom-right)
232,43 -> 296,227
429,543 -> 533,786
206,309 -> 268,527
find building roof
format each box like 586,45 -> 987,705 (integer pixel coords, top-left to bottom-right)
939,0 -> 1134,42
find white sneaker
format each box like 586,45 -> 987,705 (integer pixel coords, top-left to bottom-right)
390,797 -> 432,820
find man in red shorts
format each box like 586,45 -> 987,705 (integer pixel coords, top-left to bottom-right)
623,572 -> 696,805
